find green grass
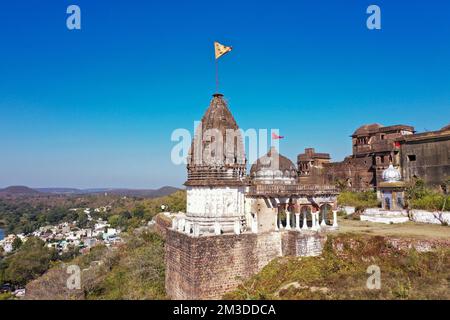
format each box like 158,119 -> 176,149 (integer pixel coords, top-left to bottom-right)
0,292 -> 14,300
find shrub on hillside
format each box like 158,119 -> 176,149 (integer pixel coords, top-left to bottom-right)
225,234 -> 450,300
107,190 -> 187,232
406,178 -> 450,211
3,237 -> 56,287
410,193 -> 450,211
25,230 -> 166,300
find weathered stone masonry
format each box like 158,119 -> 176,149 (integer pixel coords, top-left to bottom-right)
165,228 -> 327,299
165,230 -> 282,299
283,231 -> 327,257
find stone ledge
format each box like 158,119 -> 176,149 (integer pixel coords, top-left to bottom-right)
360,215 -> 410,224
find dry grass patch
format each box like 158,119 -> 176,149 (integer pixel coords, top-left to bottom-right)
224,234 -> 450,300
338,218 -> 450,239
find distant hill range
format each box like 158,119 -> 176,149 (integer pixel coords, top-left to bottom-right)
0,186 -> 42,195
0,185 -> 181,198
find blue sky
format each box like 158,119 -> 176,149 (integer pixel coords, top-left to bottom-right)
0,0 -> 449,189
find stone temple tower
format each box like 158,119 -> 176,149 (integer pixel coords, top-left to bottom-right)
184,93 -> 247,235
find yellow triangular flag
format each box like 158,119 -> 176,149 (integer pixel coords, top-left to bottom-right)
214,41 -> 232,59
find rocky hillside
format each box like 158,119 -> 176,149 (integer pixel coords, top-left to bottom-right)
23,231 -> 450,300
25,228 -> 166,300
224,234 -> 450,300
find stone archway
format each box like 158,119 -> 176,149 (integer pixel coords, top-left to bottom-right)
300,206 -> 312,228
319,204 -> 333,225
278,204 -> 287,228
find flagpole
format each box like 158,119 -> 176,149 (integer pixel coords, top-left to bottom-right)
215,58 -> 219,93
214,41 -> 231,94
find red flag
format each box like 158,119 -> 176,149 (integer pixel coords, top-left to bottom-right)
272,132 -> 284,140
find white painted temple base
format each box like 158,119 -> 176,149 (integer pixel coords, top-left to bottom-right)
184,186 -> 247,235
360,208 -> 409,224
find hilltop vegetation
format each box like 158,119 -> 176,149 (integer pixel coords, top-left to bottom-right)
3,188 -> 449,300
0,190 -> 186,235
0,237 -> 56,287
24,229 -> 450,300
337,178 -> 450,213
0,236 -> 79,299
337,191 -> 379,210
225,234 -> 450,300
106,190 -> 186,231
0,194 -> 123,235
25,229 -> 166,300
405,178 -> 450,211
0,190 -> 185,299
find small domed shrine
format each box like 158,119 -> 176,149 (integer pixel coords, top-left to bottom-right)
382,164 -> 402,182
378,164 -> 406,210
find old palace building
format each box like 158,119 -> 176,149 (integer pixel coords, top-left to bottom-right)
298,123 -> 450,190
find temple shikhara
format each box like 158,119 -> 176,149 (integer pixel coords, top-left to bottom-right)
164,93 -> 450,300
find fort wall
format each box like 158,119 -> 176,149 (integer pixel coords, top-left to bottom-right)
165,229 -> 328,299
165,230 -> 281,299
401,137 -> 450,186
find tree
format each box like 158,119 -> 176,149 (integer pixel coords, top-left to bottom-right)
405,178 -> 427,208
59,245 -> 80,261
440,177 -> 450,195
127,217 -> 142,230
11,237 -> 23,251
165,191 -> 186,213
108,215 -> 121,228
77,212 -> 89,228
132,205 -> 145,219
122,211 -> 132,219
4,237 -> 56,286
